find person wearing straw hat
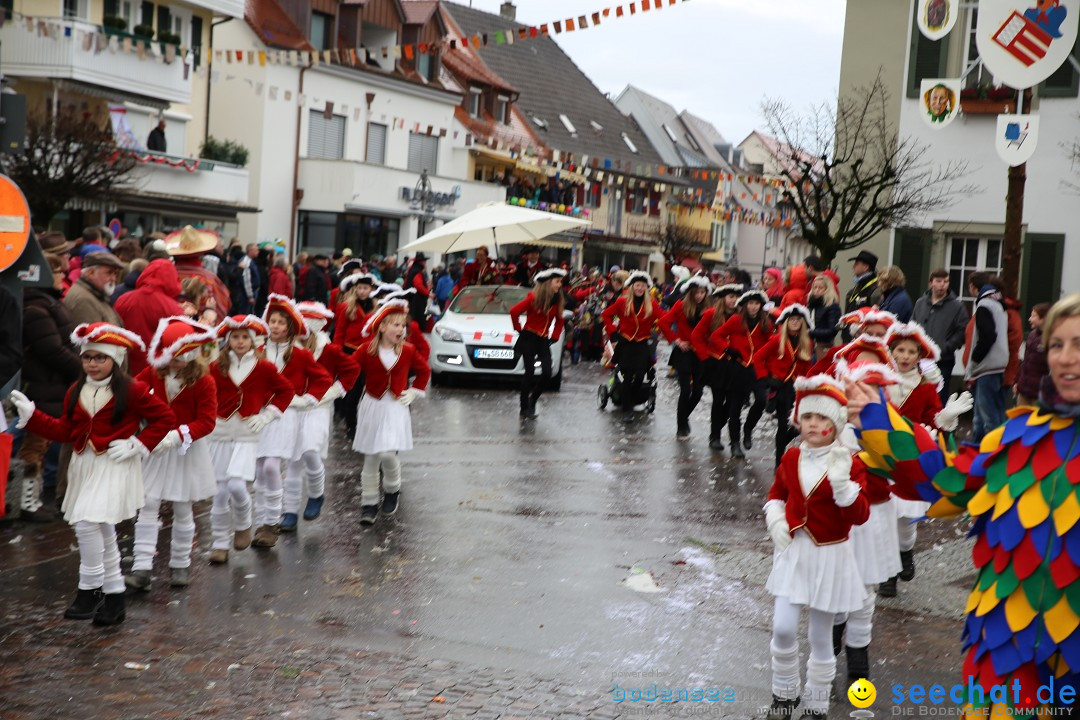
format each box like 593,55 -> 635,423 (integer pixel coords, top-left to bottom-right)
8,323 -> 175,626
166,226 -> 232,316
126,317 -> 218,591
509,268 -> 567,419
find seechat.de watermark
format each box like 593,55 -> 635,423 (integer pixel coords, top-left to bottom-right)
891,678 -> 1076,715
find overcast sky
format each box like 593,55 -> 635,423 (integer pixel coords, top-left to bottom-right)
457,0 -> 848,144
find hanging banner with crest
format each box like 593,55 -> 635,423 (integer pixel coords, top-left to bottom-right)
976,0 -> 1079,88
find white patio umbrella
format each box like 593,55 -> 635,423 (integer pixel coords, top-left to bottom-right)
396,202 -> 590,256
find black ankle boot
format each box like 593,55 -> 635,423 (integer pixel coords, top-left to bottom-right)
64,588 -> 103,620
846,644 -> 870,680
766,695 -> 800,720
92,592 -> 126,626
832,621 -> 846,656
879,576 -> 898,597
899,549 -> 916,581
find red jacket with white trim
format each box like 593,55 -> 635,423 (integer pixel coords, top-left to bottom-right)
266,345 -> 334,400
333,303 -> 368,351
895,381 -> 943,429
659,300 -> 703,345
210,359 -> 294,420
710,314 -> 772,367
314,341 -> 360,391
690,308 -> 732,361
26,379 -> 176,455
601,296 -> 661,342
509,294 -> 565,341
753,334 -> 813,382
135,368 -> 218,442
767,447 -> 870,545
354,341 -> 431,399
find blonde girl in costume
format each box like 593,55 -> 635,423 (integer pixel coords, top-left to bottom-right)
9,323 -> 174,626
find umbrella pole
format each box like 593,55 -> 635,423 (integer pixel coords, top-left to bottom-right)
492,228 -> 499,263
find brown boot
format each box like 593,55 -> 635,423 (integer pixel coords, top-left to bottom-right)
208,549 -> 228,564
233,526 -> 252,550
251,524 -> 280,548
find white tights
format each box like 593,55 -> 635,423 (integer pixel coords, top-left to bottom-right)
771,596 -> 836,712
254,457 -> 284,527
360,452 -> 401,507
283,450 -> 325,514
834,587 -> 876,649
210,476 -> 252,551
74,521 -> 124,594
132,498 -> 196,571
897,518 -> 918,552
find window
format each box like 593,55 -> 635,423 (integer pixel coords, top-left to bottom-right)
589,120 -> 603,133
310,12 -> 332,52
140,1 -> 152,27
531,115 -> 547,130
948,236 -> 1002,311
662,124 -> 679,143
585,182 -> 601,209
468,88 -> 482,118
366,122 -> 387,165
559,114 -> 577,134
495,95 -> 509,125
407,133 -> 438,174
156,5 -> 170,35
417,52 -> 433,82
625,188 -> 646,215
1042,33 -> 1080,97
63,0 -> 87,19
307,110 -> 345,160
298,211 -> 339,255
907,2 -> 950,98
621,132 -> 638,153
962,8 -> 995,89
190,16 -> 203,67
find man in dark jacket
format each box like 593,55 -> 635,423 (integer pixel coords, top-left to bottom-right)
912,268 -> 969,402
842,250 -> 882,341
303,255 -> 332,304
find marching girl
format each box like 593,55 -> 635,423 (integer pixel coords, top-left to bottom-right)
334,273 -> 376,441
127,317 -> 218,591
255,295 -> 333,548
753,304 -> 814,467
374,285 -> 431,359
878,322 -> 972,596
709,289 -> 773,458
509,268 -> 567,419
808,308 -> 896,376
207,315 -> 294,564
352,298 -> 431,526
764,375 -> 870,720
601,271 -> 663,416
280,302 -> 360,532
691,284 -> 743,450
659,275 -> 710,439
9,323 -> 174,626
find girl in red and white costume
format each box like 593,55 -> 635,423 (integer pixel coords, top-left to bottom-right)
9,323 -> 175,626
764,375 -> 869,720
255,294 -> 333,548
352,299 -> 431,526
509,267 -> 566,419
601,271 -> 662,416
334,273 -> 376,441
878,321 -> 972,596
691,283 -> 742,449
809,308 -> 896,376
207,315 -> 294,564
127,317 -> 218,591
279,302 -> 360,532
754,304 -> 814,467
373,284 -> 431,359
659,275 -> 710,439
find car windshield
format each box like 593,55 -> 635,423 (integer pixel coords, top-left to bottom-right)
448,286 -> 528,314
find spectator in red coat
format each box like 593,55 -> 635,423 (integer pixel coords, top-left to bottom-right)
269,256 -> 294,298
114,259 -> 183,375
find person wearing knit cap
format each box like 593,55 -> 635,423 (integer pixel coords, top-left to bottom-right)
690,283 -> 743,449
253,295 -> 333,548
9,323 -> 176,626
601,271 -> 662,416
763,375 -> 870,720
206,316 -> 295,564
659,276 -> 710,438
509,268 -> 567,419
126,318 -> 218,591
753,304 -> 814,467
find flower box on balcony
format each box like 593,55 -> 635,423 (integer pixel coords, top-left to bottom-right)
961,98 -> 1016,115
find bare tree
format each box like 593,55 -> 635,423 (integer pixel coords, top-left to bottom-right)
762,75 -> 976,265
0,108 -> 138,225
657,223 -> 707,265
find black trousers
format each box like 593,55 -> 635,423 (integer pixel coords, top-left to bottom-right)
773,381 -> 797,467
670,347 -> 704,427
515,330 -> 551,408
614,338 -> 652,411
340,346 -> 364,436
727,364 -> 767,445
702,358 -> 734,441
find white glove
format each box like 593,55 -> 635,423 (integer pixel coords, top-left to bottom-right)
935,391 -> 973,432
319,382 -> 345,406
764,500 -> 791,551
398,388 -> 424,407
246,408 -> 279,433
106,438 -> 149,463
289,394 -> 318,410
155,430 -> 181,452
9,390 -> 35,429
827,445 -> 859,507
920,359 -> 943,389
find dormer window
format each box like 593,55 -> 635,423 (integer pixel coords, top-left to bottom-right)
468,87 -> 482,118
662,124 -> 678,143
622,132 -> 638,153
559,114 -> 577,135
531,115 -> 547,130
310,11 -> 332,52
495,95 -> 510,125
589,120 -> 603,133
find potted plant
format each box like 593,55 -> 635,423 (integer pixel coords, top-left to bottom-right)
133,23 -> 154,41
961,81 -> 1017,114
102,15 -> 127,35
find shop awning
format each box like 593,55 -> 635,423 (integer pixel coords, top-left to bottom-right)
701,251 -> 728,262
471,147 -> 517,167
115,191 -> 259,222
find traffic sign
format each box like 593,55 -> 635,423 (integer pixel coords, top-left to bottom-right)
0,173 -> 31,273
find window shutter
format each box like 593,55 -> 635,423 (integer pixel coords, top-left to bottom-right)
366,123 -> 387,164
649,189 -> 661,217
907,5 -> 949,98
625,190 -> 633,213
407,133 -> 438,174
1042,34 -> 1080,97
308,110 -> 344,160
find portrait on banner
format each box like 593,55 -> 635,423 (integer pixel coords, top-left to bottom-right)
920,79 -> 961,127
918,0 -> 958,40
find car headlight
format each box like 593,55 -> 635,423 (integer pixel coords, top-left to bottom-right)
435,325 -> 463,343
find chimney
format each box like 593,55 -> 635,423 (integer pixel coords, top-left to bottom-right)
499,1 -> 516,21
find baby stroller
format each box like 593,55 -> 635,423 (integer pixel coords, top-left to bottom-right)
597,364 -> 657,413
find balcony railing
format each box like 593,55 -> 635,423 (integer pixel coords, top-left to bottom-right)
0,17 -> 192,104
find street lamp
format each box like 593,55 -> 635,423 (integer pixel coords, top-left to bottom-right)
410,169 -> 436,218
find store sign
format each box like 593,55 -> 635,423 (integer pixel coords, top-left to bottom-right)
400,184 -> 461,208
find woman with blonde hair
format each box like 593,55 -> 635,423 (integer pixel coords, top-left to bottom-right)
753,304 -> 814,466
807,274 -> 841,360
601,271 -> 662,416
509,268 -> 567,419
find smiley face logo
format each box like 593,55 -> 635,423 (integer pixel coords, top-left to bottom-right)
848,678 -> 876,708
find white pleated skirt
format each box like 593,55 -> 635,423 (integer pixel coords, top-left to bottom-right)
848,499 -> 902,584
209,438 -> 258,481
893,497 -> 931,519
766,531 -> 869,613
353,392 -> 412,455
256,407 -> 298,459
63,449 -> 144,525
295,405 -> 332,460
141,438 -> 216,503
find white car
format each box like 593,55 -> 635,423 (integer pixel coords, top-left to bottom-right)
429,285 -> 565,389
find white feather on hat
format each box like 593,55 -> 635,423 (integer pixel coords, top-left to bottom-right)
339,273 -> 376,294
533,267 -> 567,284
361,299 -> 411,338
295,301 -> 336,321
147,316 -> 215,369
216,314 -> 268,341
70,322 -> 147,353
626,270 -> 652,287
777,303 -> 811,324
684,275 -> 710,290
737,289 -> 768,306
884,322 -> 941,362
712,283 -> 743,297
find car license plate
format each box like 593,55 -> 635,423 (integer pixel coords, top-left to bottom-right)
474,348 -> 515,360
